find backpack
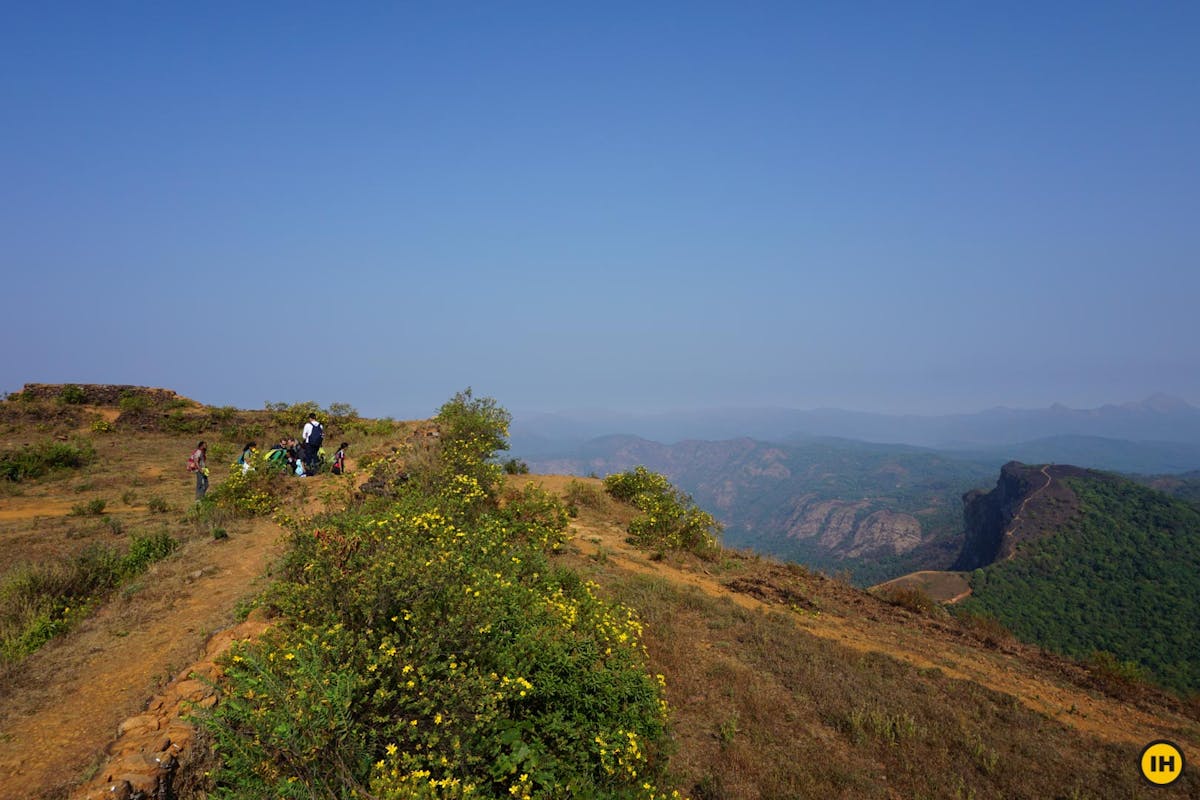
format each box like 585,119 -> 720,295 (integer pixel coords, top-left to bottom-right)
187,450 -> 201,473
309,421 -> 324,447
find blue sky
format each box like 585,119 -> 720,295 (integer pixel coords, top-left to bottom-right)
4,2 -> 1198,419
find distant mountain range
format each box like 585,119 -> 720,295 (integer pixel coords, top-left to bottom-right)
513,394 -> 1200,457
527,434 -> 997,585
516,396 -> 1200,586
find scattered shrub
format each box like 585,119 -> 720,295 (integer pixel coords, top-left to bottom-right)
1088,650 -> 1150,698
327,402 -> 358,421
0,439 -> 96,482
502,458 -> 530,475
0,532 -> 177,665
146,495 -> 170,513
265,400 -> 323,429
563,480 -> 609,514
208,451 -> 285,516
69,498 -> 106,517
880,586 -> 939,616
604,466 -> 722,559
163,409 -> 208,434
117,393 -> 151,414
58,384 -> 87,404
954,609 -> 1012,647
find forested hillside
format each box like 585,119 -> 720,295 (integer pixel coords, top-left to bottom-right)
957,475 -> 1200,694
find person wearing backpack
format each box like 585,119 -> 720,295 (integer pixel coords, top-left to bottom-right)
188,441 -> 208,500
302,413 -> 324,471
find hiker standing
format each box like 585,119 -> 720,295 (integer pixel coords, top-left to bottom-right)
302,413 -> 324,471
189,441 -> 208,500
331,442 -> 348,475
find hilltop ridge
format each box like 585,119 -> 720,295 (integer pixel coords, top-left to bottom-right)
953,461 -> 1096,570
0,387 -> 1197,798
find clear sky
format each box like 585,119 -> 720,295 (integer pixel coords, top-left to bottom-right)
4,2 -> 1198,419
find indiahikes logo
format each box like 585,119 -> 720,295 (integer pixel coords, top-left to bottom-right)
1139,740 -> 1185,787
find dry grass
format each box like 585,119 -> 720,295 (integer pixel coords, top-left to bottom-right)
593,573 -> 1196,799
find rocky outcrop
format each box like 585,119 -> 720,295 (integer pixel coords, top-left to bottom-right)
69,613 -> 272,800
781,498 -> 924,558
953,461 -> 1086,571
14,384 -> 190,406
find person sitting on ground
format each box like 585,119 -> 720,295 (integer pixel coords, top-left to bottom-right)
285,438 -> 302,474
331,442 -> 348,475
238,441 -> 257,474
265,439 -> 289,470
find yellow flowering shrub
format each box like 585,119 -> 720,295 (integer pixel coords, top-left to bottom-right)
199,393 -> 680,799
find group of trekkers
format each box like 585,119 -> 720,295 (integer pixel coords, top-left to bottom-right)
189,412 -> 348,500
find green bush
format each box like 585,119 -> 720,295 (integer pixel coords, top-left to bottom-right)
436,389 -> 510,485
502,458 -> 530,475
209,452 -> 284,516
266,400 -> 323,429
118,392 -> 151,414
604,467 -> 722,559
163,409 -> 208,434
342,417 -> 400,438
59,384 -> 87,404
69,498 -> 106,517
0,439 -> 97,482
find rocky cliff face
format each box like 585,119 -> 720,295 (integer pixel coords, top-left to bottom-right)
954,461 -> 1085,570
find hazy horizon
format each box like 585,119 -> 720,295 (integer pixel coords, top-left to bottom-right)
6,3 -> 1198,421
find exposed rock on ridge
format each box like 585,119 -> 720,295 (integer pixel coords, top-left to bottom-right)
953,461 -> 1088,570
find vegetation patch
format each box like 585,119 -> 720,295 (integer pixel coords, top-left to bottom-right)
957,475 -> 1200,694
0,439 -> 96,482
603,466 -> 722,559
0,532 -> 177,671
198,393 -> 680,799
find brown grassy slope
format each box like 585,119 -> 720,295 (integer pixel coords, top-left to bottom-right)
520,475 -> 1200,799
0,391 -> 418,799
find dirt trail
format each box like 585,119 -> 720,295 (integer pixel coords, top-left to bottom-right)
0,518 -> 285,797
1006,464 -> 1053,541
566,512 -> 1193,750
